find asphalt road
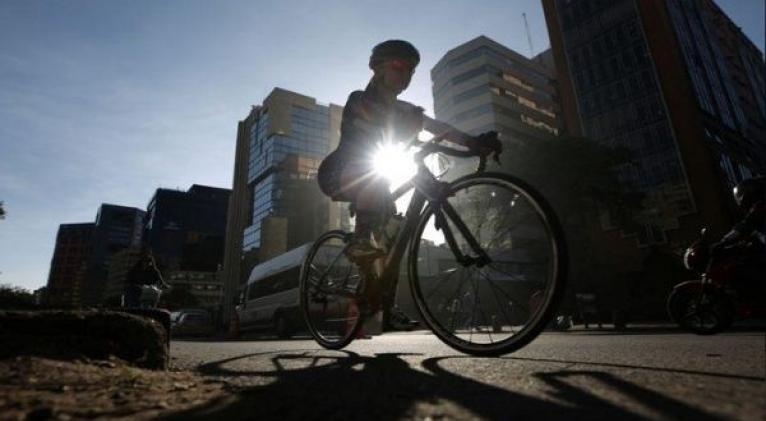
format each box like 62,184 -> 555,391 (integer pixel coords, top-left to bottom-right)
169,330 -> 765,420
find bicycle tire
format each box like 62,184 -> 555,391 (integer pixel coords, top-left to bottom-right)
300,230 -> 364,350
408,172 -> 567,356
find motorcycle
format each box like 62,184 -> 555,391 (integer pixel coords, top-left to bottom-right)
667,228 -> 766,334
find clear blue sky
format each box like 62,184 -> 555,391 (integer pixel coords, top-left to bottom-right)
0,0 -> 763,291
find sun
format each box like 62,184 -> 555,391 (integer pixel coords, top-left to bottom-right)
373,141 -> 418,189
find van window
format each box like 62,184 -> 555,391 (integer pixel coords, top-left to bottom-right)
284,267 -> 299,289
247,284 -> 259,300
250,266 -> 301,299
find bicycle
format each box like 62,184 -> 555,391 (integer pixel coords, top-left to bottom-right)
300,132 -> 567,356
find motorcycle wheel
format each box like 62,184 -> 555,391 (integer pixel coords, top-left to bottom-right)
667,289 -> 733,335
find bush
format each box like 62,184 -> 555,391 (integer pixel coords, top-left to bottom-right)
0,284 -> 37,310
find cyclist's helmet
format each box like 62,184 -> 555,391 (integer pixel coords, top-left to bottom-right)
733,176 -> 765,209
369,40 -> 420,70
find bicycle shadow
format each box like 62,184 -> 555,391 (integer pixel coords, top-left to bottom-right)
161,350 -> 725,420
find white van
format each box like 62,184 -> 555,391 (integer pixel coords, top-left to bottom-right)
234,243 -> 311,338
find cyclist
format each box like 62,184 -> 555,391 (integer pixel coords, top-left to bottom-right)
317,40 -> 499,329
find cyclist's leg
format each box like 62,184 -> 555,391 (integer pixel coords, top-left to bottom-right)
340,164 -> 392,258
337,164 -> 394,312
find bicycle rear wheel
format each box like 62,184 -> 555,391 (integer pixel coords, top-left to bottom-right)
409,172 -> 567,356
300,230 -> 364,349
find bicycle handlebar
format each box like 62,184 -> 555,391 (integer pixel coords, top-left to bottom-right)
412,131 -> 502,173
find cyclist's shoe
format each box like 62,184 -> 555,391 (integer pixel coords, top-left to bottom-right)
344,237 -> 386,262
383,308 -> 420,332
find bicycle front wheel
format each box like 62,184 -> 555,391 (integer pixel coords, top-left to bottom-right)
409,172 -> 567,356
300,230 -> 364,350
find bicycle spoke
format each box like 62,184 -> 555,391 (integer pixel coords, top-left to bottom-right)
468,271 -> 495,344
448,269 -> 468,334
485,213 -> 538,249
485,263 -> 544,282
409,174 -> 564,355
475,269 -> 514,324
301,232 -> 364,350
474,267 -> 528,334
424,267 -> 459,301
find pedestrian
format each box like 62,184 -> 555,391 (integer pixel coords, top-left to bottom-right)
124,248 -> 167,308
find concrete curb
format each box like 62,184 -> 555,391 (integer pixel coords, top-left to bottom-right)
0,310 -> 170,370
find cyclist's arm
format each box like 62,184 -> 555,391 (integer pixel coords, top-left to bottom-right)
422,115 -> 474,146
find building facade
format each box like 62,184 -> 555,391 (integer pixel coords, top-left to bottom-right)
45,223 -> 95,307
542,0 -> 764,246
104,247 -> 142,304
221,88 -> 349,321
142,184 -> 229,310
165,270 -> 223,310
542,0 -> 764,317
144,184 -> 230,272
431,36 -> 562,148
82,204 -> 144,306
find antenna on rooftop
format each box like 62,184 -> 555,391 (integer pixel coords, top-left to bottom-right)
523,13 -> 535,57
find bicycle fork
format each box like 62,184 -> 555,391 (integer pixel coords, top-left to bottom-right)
415,172 -> 492,268
434,202 -> 492,268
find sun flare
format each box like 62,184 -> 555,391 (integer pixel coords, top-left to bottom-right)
373,142 -> 418,189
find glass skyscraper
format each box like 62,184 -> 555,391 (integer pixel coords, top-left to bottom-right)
221,88 -> 348,322
243,98 -> 335,250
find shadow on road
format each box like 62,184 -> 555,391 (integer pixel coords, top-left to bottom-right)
503,356 -> 764,382
162,350 -> 728,420
535,370 -> 726,421
562,325 -> 766,336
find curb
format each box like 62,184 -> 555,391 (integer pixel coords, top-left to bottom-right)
0,309 -> 170,370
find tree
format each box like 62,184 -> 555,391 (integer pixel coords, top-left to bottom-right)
0,201 -> 5,220
497,135 -> 644,313
0,284 -> 37,309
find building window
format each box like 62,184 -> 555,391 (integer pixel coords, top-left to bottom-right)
521,114 -> 559,136
503,73 -> 534,92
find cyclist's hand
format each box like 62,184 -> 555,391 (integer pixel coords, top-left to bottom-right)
473,131 -> 502,162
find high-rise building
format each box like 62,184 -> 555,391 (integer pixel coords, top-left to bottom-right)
104,247 -> 142,304
221,87 -> 349,322
45,223 -> 94,307
431,36 -> 562,149
144,184 -> 230,271
82,204 -> 144,306
142,184 -> 230,310
542,0 -> 764,247
542,0 -> 764,317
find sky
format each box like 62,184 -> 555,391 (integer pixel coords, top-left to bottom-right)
0,0 -> 764,291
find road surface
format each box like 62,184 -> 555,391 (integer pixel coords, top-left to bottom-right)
169,330 -> 765,420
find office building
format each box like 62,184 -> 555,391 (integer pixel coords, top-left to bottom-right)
221,87 -> 349,321
543,0 -> 764,246
542,0 -> 764,316
45,223 -> 95,307
82,204 -> 144,306
144,184 -> 230,272
431,36 -> 562,147
142,184 -> 229,309
103,247 -> 141,304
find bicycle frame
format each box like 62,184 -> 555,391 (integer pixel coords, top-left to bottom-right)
370,143 -> 493,301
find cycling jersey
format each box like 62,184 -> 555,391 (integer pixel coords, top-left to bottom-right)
318,86 -> 422,201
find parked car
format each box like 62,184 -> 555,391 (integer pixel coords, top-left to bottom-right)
171,309 -> 214,337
